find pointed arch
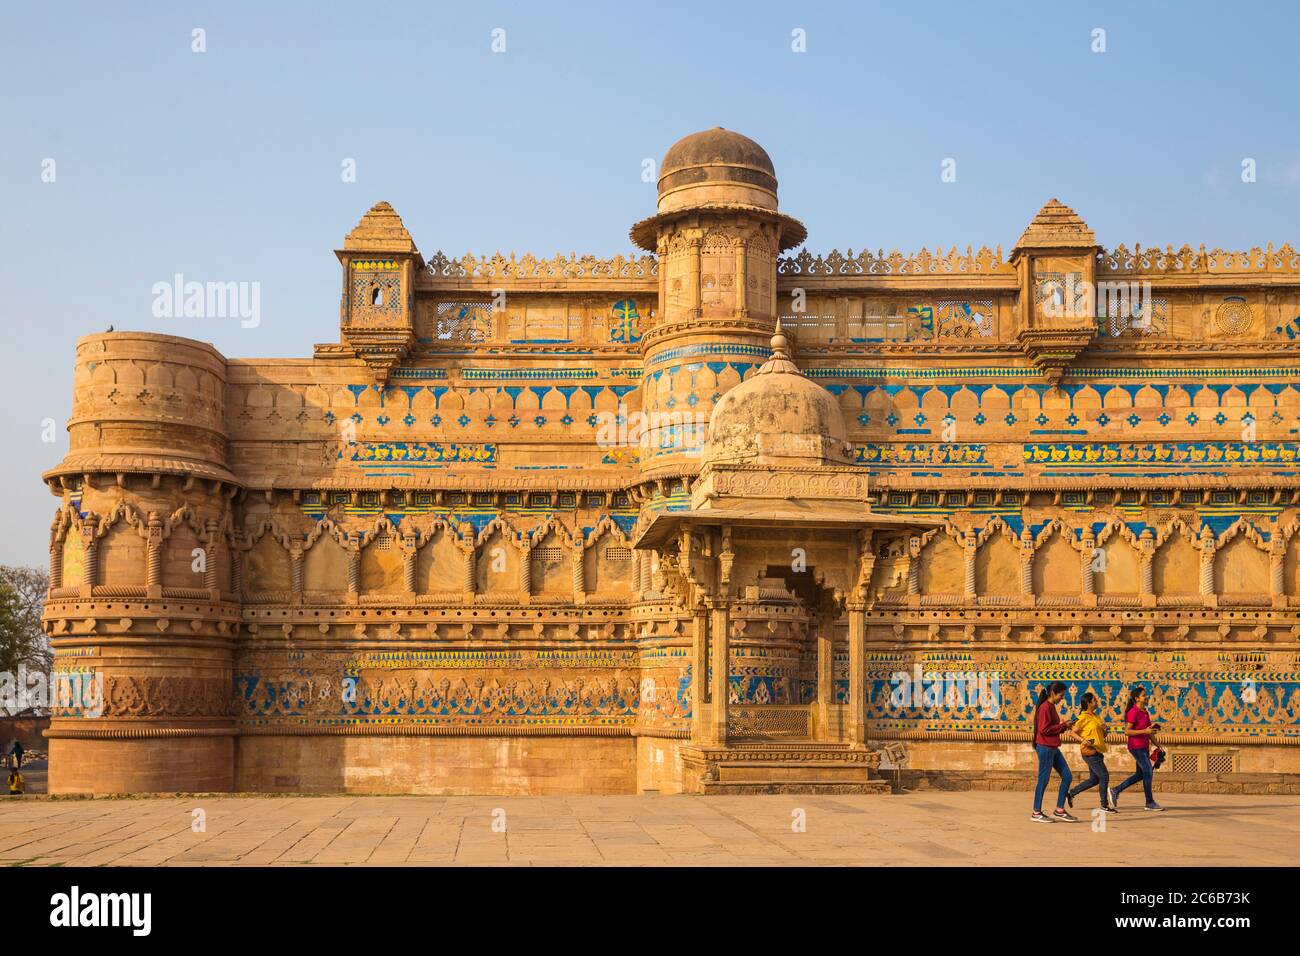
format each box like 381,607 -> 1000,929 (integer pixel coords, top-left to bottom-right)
974,517 -> 1021,596
1214,519 -> 1270,595
1032,520 -> 1081,596
583,519 -> 634,598
917,523 -> 965,596
1091,519 -> 1141,596
1153,520 -> 1200,596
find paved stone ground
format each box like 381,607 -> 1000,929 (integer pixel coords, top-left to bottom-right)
1,791 -> 1296,866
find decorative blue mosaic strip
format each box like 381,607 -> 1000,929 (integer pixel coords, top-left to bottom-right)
645,343 -> 771,368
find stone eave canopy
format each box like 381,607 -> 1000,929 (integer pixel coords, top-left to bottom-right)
629,204 -> 807,252
632,506 -> 941,551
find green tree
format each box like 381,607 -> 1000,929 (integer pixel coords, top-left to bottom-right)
0,566 -> 51,716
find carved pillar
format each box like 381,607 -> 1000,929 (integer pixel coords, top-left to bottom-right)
203,520 -> 220,594
1080,532 -> 1095,594
48,534 -> 63,590
520,545 -> 532,602
734,238 -> 747,314
1139,529 -> 1155,606
229,536 -> 243,596
403,536 -> 418,595
81,526 -> 98,594
846,600 -> 868,748
708,597 -> 730,744
689,236 -> 702,315
1270,541 -> 1286,607
691,600 -> 709,741
571,545 -> 585,603
963,534 -> 977,602
1199,527 -> 1216,605
145,511 -> 163,596
346,539 -> 360,599
906,535 -> 921,598
1020,529 -> 1034,605
816,614 -> 834,741
463,544 -> 476,602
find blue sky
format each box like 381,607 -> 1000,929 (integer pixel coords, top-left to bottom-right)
2,0 -> 1298,564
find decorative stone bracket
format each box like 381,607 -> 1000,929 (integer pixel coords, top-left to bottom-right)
1015,322 -> 1098,384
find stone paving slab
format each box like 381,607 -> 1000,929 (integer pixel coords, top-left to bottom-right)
0,791 -> 1297,866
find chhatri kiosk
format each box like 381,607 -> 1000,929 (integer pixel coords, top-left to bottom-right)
635,321 -> 939,791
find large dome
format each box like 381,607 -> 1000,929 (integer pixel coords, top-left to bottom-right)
656,127 -> 779,215
702,324 -> 853,467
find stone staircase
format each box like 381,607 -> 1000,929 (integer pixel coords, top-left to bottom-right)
679,741 -> 892,795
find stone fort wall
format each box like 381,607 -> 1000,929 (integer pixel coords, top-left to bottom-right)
38,188 -> 1300,794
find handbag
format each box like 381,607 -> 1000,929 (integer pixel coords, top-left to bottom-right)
1150,745 -> 1166,770
1080,741 -> 1098,757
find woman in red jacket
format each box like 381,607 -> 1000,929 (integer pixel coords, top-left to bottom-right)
1030,681 -> 1076,822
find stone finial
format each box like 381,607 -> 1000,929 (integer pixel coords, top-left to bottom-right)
1013,198 -> 1096,253
343,201 -> 418,254
756,319 -> 801,376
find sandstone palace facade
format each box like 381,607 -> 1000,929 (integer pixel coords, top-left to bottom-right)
41,129 -> 1300,795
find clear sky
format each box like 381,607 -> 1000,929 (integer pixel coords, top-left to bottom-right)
2,0 -> 1298,565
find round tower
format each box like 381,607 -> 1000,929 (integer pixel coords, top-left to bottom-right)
630,129 -> 806,477
41,332 -> 241,794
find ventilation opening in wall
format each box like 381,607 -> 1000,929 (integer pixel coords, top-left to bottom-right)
1205,752 -> 1237,774
1170,753 -> 1199,774
375,535 -> 392,551
533,547 -> 563,562
605,547 -> 632,562
1169,751 -> 1239,774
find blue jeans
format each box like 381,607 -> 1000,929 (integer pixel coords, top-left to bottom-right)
1069,752 -> 1110,807
1033,744 -> 1073,813
1113,748 -> 1155,804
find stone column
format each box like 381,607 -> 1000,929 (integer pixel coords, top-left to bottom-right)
1270,542 -> 1286,608
1199,527 -> 1216,606
48,536 -> 63,590
403,536 -> 418,595
816,618 -> 834,741
1020,529 -> 1035,605
1139,529 -> 1155,607
846,600 -> 868,748
963,534 -> 977,603
347,539 -> 361,597
571,546 -> 585,604
203,519 -> 220,595
906,536 -> 921,599
692,602 -> 709,741
463,544 -> 476,594
689,237 -> 702,316
734,238 -> 747,314
519,545 -> 532,603
229,537 -> 243,597
1080,532 -> 1095,597
81,527 -> 98,595
290,548 -> 304,601
708,598 -> 730,745
145,511 -> 163,598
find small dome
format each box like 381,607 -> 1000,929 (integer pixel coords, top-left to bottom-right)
702,323 -> 853,467
657,127 -> 779,214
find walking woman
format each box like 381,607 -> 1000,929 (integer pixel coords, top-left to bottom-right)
1066,692 -> 1115,813
1030,681 -> 1076,822
1110,685 -> 1165,811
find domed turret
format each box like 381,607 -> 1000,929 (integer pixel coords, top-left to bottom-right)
702,322 -> 853,467
657,127 -> 778,215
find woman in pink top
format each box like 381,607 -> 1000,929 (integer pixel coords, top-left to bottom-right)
1110,685 -> 1164,811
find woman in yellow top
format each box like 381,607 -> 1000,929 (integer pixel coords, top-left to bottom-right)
1066,693 -> 1116,813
